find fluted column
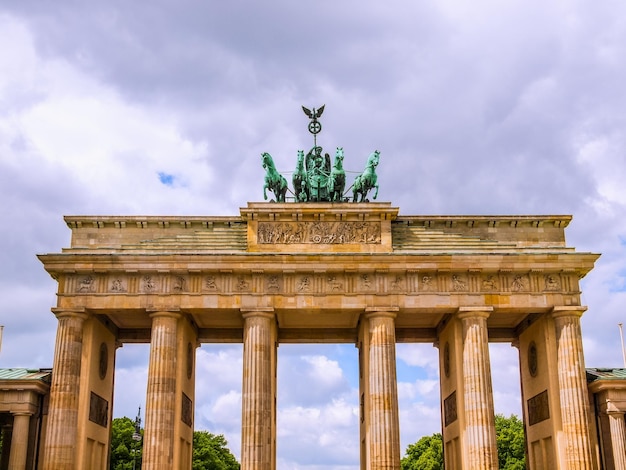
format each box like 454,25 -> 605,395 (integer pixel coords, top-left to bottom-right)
143,311 -> 181,470
458,307 -> 498,469
552,306 -> 594,469
366,309 -> 400,470
241,310 -> 276,470
608,411 -> 626,469
43,309 -> 88,470
8,412 -> 31,470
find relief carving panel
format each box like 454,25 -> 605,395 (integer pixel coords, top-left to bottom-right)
257,221 -> 381,244
74,270 -> 565,296
444,390 -> 457,426
528,390 -> 550,426
419,274 -> 437,292
89,391 -> 109,428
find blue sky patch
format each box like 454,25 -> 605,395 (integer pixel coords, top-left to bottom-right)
158,172 -> 175,186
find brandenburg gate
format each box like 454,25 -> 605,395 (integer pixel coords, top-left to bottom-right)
38,202 -> 599,469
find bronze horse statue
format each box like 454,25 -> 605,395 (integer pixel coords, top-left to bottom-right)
262,152 -> 288,202
352,150 -> 380,202
328,147 -> 346,202
292,150 -> 308,202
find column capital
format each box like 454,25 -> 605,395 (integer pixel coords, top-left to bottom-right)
551,306 -> 588,320
10,411 -> 33,417
241,307 -> 275,321
457,306 -> 493,320
364,306 -> 399,319
51,308 -> 88,321
147,310 -> 182,320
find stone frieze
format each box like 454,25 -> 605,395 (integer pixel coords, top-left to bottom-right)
257,221 -> 381,244
65,271 -> 575,297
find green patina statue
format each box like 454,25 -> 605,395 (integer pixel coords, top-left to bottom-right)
260,106 -> 380,202
352,150 -> 380,202
262,152 -> 288,202
328,147 -> 346,202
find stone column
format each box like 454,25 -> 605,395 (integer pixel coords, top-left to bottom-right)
608,411 -> 626,470
458,307 -> 498,469
552,306 -> 594,469
143,311 -> 181,470
365,309 -> 401,470
241,310 -> 276,470
8,412 -> 32,470
43,309 -> 88,470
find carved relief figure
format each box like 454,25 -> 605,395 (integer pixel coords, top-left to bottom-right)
173,276 -> 185,292
110,278 -> 126,292
327,276 -> 343,292
297,276 -> 311,292
544,275 -> 561,291
360,274 -> 373,290
421,275 -> 435,291
512,275 -> 529,292
267,275 -> 280,292
481,275 -> 498,291
142,276 -> 156,293
390,275 -> 404,291
236,277 -> 250,291
205,276 -> 219,291
451,275 -> 467,292
78,275 -> 95,293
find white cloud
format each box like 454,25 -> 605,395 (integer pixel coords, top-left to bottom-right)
396,343 -> 439,372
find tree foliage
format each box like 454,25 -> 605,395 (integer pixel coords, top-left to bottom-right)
109,417 -> 239,470
495,414 -> 526,470
401,433 -> 443,470
110,417 -> 142,470
401,414 -> 526,470
192,431 -> 240,470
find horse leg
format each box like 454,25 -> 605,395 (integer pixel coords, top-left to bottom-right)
373,184 -> 379,200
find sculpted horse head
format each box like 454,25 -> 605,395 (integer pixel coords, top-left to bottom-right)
366,150 -> 380,169
261,152 -> 288,202
352,150 -> 380,202
334,147 -> 344,169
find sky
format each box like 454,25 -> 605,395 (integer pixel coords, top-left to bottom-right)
1,1 -> 625,468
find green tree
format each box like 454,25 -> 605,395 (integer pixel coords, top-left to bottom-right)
192,431 -> 240,470
401,433 -> 443,470
495,414 -> 526,470
110,417 -> 142,470
109,417 -> 239,470
401,414 -> 526,470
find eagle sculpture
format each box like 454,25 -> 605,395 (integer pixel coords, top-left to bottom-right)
302,105 -> 325,120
